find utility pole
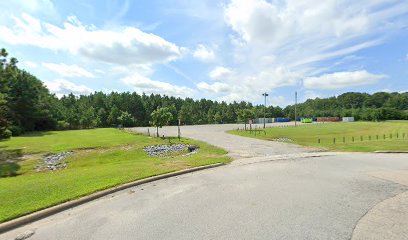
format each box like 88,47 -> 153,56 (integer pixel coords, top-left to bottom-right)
295,91 -> 298,127
178,119 -> 181,141
262,92 -> 269,128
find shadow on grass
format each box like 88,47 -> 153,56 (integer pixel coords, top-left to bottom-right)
0,148 -> 23,177
20,131 -> 56,137
0,162 -> 21,177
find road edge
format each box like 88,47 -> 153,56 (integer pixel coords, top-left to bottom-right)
0,163 -> 225,234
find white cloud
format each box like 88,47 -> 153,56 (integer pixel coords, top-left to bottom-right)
44,79 -> 93,97
303,70 -> 387,90
268,96 -> 291,107
94,69 -> 105,74
42,63 -> 95,78
215,0 -> 408,101
209,66 -> 234,81
193,44 -> 215,61
0,14 -> 183,66
302,90 -> 322,102
19,61 -> 38,69
0,0 -> 56,20
121,73 -> 194,98
197,82 -> 230,94
205,66 -> 302,102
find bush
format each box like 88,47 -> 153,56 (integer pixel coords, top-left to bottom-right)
56,121 -> 70,131
0,128 -> 12,139
9,125 -> 23,136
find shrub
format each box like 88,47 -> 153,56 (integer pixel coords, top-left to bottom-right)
0,128 -> 12,139
9,126 -> 23,136
56,121 -> 70,131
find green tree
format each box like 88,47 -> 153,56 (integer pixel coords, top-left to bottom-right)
213,112 -> 222,124
108,106 -> 121,126
237,109 -> 255,130
118,111 -> 134,127
96,108 -> 108,127
80,106 -> 96,129
150,107 -> 173,137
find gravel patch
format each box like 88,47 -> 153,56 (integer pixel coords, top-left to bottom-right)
35,151 -> 73,172
144,144 -> 198,156
271,138 -> 294,142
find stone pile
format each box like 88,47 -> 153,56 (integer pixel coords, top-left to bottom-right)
271,138 -> 294,142
35,151 -> 73,171
144,144 -> 198,156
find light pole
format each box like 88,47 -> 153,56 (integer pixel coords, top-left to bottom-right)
295,91 -> 298,127
262,92 -> 268,128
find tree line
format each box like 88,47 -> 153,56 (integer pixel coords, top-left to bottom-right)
284,92 -> 408,121
1,48 -> 407,139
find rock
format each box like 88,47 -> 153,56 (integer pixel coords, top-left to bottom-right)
271,138 -> 294,142
144,144 -> 199,156
35,151 -> 73,172
14,230 -> 35,240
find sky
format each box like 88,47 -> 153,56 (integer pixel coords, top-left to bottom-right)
0,0 -> 407,106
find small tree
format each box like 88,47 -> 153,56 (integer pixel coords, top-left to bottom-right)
118,111 -> 134,127
150,107 -> 173,137
237,109 -> 255,130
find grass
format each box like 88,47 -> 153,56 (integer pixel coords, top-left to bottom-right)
228,121 -> 408,152
0,128 -> 230,222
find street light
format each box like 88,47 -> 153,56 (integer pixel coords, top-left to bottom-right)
262,92 -> 269,128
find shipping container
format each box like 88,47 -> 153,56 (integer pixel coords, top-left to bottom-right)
316,117 -> 340,122
275,118 -> 290,122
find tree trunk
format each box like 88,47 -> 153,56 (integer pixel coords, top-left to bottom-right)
156,127 -> 159,137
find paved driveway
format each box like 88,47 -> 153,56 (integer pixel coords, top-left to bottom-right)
133,122 -> 319,159
1,123 -> 407,240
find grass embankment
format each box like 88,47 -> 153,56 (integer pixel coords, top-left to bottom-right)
229,121 -> 408,152
0,128 -> 229,222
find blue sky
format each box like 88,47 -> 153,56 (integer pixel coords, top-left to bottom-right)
0,0 -> 407,106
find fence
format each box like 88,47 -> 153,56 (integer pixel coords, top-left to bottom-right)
316,132 -> 407,144
235,126 -> 266,136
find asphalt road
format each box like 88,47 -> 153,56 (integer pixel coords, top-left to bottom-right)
1,123 -> 407,240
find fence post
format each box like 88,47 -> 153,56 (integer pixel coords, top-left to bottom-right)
318,138 -> 320,144
333,138 -> 336,144
390,133 -> 392,139
376,135 -> 378,141
369,136 -> 371,141
352,136 -> 354,143
360,136 -> 363,142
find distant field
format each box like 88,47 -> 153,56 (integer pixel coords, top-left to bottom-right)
228,121 -> 408,152
0,129 -> 230,222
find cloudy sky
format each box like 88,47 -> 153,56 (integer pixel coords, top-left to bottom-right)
1,0 -> 407,106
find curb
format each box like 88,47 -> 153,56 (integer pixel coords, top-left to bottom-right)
0,163 -> 225,234
374,151 -> 408,153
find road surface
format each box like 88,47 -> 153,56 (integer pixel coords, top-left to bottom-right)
1,123 -> 407,240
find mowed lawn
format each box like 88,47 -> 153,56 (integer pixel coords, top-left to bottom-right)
229,121 -> 408,152
0,128 -> 230,222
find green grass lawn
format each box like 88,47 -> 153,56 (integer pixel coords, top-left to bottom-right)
0,128 -> 230,222
228,121 -> 408,152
